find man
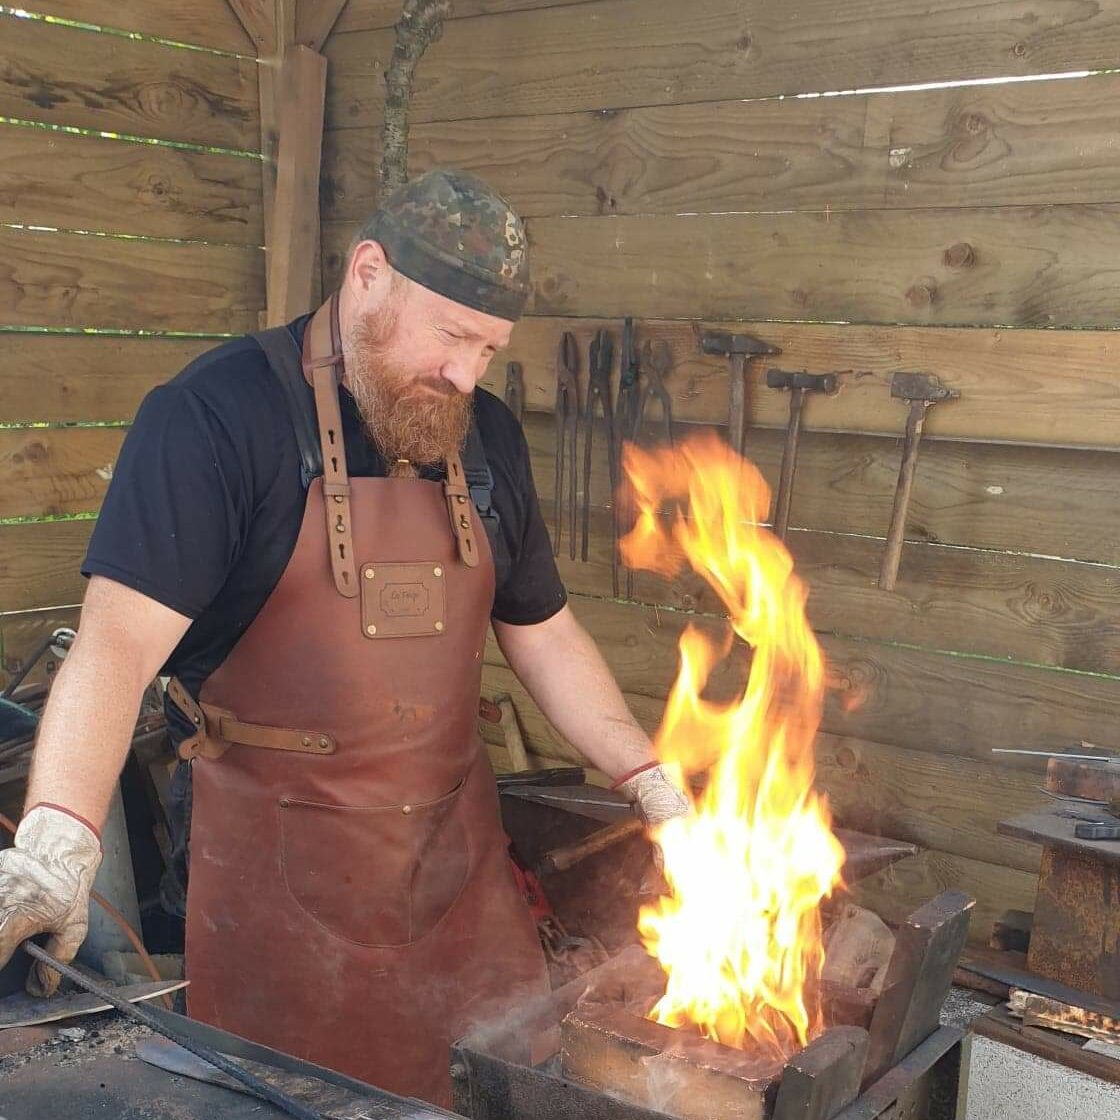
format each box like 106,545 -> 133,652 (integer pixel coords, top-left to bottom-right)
0,170 -> 687,1106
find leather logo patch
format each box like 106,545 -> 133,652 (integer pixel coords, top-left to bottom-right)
361,562 -> 446,639
381,581 -> 430,617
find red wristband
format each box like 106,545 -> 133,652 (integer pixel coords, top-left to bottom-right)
26,802 -> 103,850
609,760 -> 661,791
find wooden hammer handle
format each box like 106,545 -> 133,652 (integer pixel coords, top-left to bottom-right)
537,817 -> 644,875
879,400 -> 928,591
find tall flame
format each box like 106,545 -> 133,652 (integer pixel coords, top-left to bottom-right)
621,432 -> 845,1061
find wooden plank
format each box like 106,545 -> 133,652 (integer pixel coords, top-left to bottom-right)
0,12 -> 259,150
0,427 -> 126,519
266,46 -> 327,325
491,593 -> 1120,767
471,318 -> 1120,451
335,0 -> 600,34
848,851 -> 1038,947
297,0 -> 353,50
0,227 -> 265,333
0,124 -> 263,245
0,335 -> 214,423
321,72 -> 1120,222
0,520 -> 92,613
327,204 -> 1120,328
550,500 -> 1120,676
521,412 -> 1120,566
324,0 -> 1120,129
24,2 -> 256,55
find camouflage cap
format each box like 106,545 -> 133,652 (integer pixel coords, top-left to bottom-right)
359,169 -> 530,321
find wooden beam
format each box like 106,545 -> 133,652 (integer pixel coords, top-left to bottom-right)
298,0 -> 353,50
227,0 -> 285,57
0,521 -> 92,613
335,0 -> 600,33
266,45 -> 328,325
32,1 -> 256,55
0,227 -> 265,334
321,73 -> 1120,222
0,12 -> 259,150
323,0 -> 1120,130
0,336 -> 215,424
0,123 -> 263,246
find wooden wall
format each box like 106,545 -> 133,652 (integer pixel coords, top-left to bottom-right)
319,0 -> 1120,939
0,4 -> 264,678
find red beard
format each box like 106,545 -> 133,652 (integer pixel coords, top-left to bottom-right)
346,304 -> 472,471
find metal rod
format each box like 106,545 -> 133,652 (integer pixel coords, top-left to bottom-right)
992,749 -> 1120,763
22,941 -> 323,1120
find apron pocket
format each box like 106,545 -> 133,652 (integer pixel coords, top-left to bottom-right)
278,780 -> 469,947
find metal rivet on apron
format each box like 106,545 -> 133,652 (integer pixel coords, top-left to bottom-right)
333,495 -> 343,504
301,735 -> 311,746
366,624 -> 377,635
193,715 -> 202,725
279,798 -> 290,808
318,737 -> 329,749
456,495 -> 466,504
434,621 -> 444,632
459,515 -> 470,529
433,566 -> 442,577
335,520 -> 346,532
401,805 -> 413,815
364,568 -> 375,579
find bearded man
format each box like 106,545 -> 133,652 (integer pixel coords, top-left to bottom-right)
0,170 -> 688,1106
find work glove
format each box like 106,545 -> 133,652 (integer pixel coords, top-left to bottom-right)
0,805 -> 102,997
614,762 -> 691,828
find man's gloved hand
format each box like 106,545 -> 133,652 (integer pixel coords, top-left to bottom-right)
614,762 -> 691,828
0,805 -> 102,997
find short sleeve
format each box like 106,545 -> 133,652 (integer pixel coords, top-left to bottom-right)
82,385 -> 251,618
490,422 -> 568,626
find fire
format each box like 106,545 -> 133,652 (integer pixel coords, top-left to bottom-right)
620,432 -> 845,1061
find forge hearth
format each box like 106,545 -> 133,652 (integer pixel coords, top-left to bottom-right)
452,891 -> 974,1120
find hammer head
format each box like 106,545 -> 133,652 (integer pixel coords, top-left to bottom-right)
700,329 -> 780,359
890,371 -> 959,403
766,368 -> 838,394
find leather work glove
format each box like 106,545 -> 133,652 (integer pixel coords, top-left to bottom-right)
614,762 -> 691,828
0,805 -> 102,997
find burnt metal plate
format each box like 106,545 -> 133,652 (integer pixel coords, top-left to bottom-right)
361,561 -> 446,639
998,807 -> 1120,865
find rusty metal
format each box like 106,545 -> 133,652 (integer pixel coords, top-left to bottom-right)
1000,805 -> 1120,1000
553,332 -> 580,560
699,330 -> 781,456
878,372 -> 959,590
862,890 -> 974,1089
771,1026 -> 868,1120
636,339 -> 674,448
764,369 -> 839,540
582,329 -> 619,586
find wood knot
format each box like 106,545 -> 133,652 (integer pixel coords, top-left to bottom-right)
943,242 -> 976,269
905,282 -> 936,308
595,184 -> 618,213
1012,41 -> 1027,58
963,113 -> 988,135
736,33 -> 753,52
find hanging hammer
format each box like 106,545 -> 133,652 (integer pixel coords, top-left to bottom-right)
879,371 -> 959,591
765,369 -> 840,540
699,330 -> 781,455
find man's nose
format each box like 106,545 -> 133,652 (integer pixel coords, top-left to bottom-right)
441,355 -> 483,395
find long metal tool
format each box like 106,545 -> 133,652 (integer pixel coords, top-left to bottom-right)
636,339 -> 674,448
21,940 -> 324,1120
614,318 -> 642,598
879,371 -> 959,591
552,332 -> 580,559
580,329 -> 618,586
765,368 -> 839,540
699,330 -> 781,455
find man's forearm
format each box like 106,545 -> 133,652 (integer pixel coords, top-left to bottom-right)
25,639 -> 150,831
494,606 -> 655,781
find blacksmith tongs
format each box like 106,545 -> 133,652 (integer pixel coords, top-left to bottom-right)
614,319 -> 642,599
637,338 -> 674,448
553,331 -> 580,559
581,329 -> 618,586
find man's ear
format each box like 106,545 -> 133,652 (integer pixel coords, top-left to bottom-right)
348,239 -> 390,296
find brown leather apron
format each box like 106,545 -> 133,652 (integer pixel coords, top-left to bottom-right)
178,298 -> 548,1107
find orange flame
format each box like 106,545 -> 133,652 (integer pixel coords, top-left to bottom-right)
621,432 -> 845,1060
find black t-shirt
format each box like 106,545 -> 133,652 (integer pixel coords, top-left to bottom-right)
83,314 -> 567,702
